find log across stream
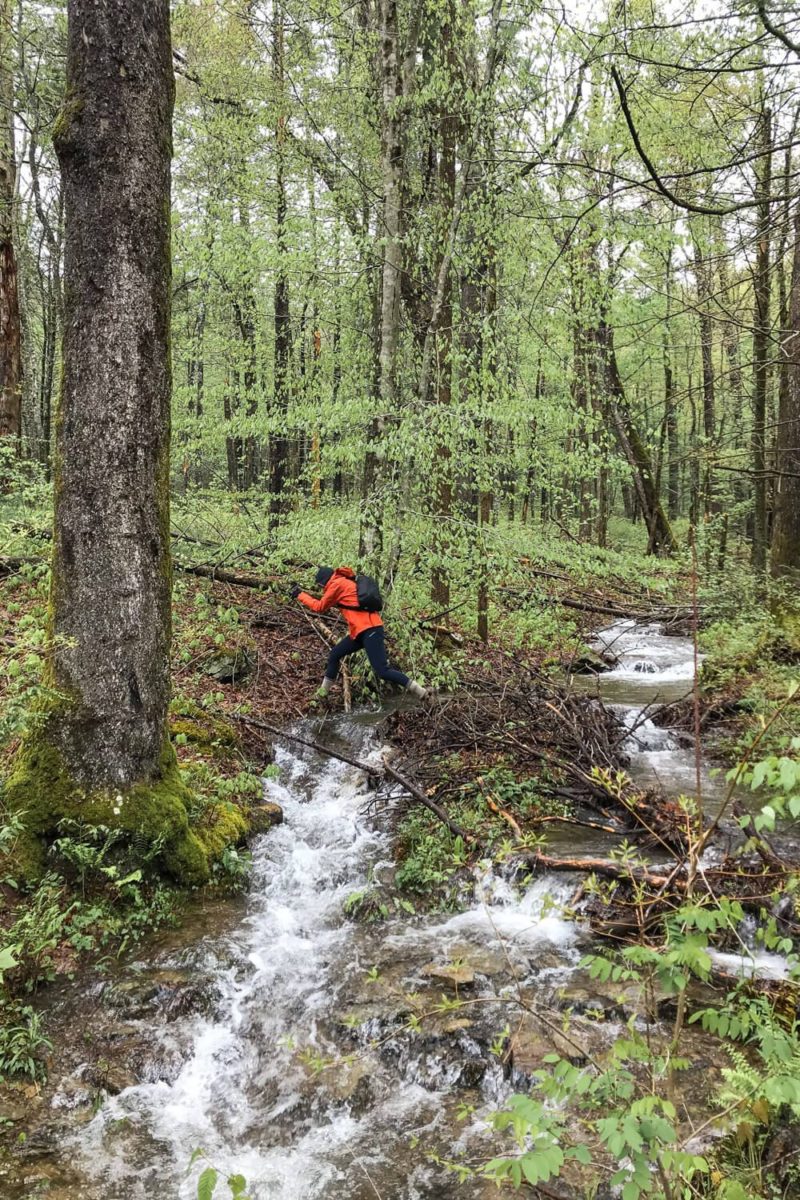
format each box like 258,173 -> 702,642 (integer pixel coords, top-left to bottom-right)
0,622 -> 790,1199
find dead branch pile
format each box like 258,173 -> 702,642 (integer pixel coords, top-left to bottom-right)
391,666 -> 691,853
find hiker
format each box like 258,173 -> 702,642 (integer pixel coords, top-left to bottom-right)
290,566 -> 428,701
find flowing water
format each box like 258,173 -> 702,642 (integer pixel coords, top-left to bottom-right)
1,622 -> 787,1198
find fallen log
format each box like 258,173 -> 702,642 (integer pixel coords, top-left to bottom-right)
176,562 -> 281,590
229,713 -> 473,843
497,583 -> 698,625
0,555 -> 43,577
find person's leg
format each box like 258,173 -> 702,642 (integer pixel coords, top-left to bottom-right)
362,627 -> 409,687
321,635 -> 357,691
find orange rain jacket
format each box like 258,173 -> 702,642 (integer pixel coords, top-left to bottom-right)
297,566 -> 383,640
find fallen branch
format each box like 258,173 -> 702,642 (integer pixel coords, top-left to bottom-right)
0,555 -> 43,577
524,850 -> 680,890
230,713 -> 473,842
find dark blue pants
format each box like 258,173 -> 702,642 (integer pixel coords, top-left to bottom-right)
325,626 -> 409,688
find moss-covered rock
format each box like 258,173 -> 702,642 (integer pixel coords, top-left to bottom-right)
2,736 -> 210,886
194,801 -> 249,861
202,645 -> 254,685
247,801 -> 283,835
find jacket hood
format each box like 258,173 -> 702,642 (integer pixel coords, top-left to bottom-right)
335,566 -> 356,579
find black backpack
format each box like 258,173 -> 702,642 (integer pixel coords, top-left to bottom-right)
341,573 -> 383,613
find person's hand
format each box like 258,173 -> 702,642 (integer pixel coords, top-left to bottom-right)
290,583 -> 302,600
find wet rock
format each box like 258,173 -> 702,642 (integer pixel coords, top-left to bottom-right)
508,1012 -> 615,1076
764,1120 -> 800,1190
306,1057 -> 376,1112
420,963 -> 476,989
440,942 -> 509,978
555,971 -> 640,1020
50,1077 -> 94,1113
103,968 -> 219,1022
0,1090 -> 29,1123
632,659 -> 659,674
570,649 -> 615,675
84,1058 -> 139,1095
248,801 -> 284,834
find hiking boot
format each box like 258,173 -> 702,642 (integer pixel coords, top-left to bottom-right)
405,680 -> 428,700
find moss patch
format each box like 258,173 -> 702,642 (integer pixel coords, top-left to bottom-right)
194,802 -> 249,861
3,736 -> 210,886
169,701 -> 238,756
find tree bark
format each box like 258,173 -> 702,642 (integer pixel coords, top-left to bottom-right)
360,0 -> 405,562
430,0 -> 457,609
7,0 -> 208,884
0,0 -> 22,453
691,230 -> 717,521
270,1 -> 291,524
770,199 -> 800,579
752,104 -> 773,573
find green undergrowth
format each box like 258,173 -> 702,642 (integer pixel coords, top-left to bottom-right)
699,594 -> 800,763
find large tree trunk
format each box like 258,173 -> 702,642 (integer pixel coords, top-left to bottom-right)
752,104 -> 773,573
7,0 -> 207,884
771,199 -> 800,580
0,0 -> 23,453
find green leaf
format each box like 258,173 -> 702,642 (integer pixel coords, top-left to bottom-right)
197,1167 -> 218,1200
0,946 -> 19,973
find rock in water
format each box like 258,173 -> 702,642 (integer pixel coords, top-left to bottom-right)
249,802 -> 284,834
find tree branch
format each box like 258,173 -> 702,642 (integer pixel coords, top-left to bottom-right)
610,65 -> 737,217
757,1 -> 800,55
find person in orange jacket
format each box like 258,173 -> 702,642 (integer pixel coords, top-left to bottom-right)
291,566 -> 428,701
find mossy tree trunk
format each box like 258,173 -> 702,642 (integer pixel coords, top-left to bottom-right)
6,0 -> 208,883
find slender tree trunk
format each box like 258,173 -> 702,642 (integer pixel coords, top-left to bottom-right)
8,0 -> 208,883
600,320 -> 676,554
715,242 -> 748,534
664,331 -> 679,521
269,3 -> 291,525
430,0 -> 457,608
0,0 -> 23,454
752,104 -> 772,573
770,199 -> 800,579
691,231 -> 717,522
360,0 -> 405,562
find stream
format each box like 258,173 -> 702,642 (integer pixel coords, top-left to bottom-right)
0,622 -> 785,1199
